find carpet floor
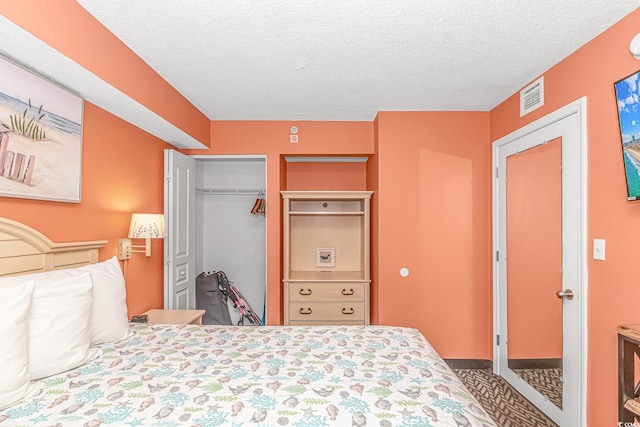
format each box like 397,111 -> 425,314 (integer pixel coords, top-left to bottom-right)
453,368 -> 558,427
512,367 -> 563,409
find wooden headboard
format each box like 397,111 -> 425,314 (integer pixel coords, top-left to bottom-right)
0,217 -> 107,277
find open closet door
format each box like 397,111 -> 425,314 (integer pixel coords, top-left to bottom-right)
164,149 -> 197,309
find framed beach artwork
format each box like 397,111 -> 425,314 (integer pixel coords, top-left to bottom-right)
0,56 -> 83,203
615,69 -> 640,201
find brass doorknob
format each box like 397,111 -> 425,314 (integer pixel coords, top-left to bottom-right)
556,289 -> 574,300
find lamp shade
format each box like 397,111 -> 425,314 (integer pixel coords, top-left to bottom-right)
128,214 -> 166,239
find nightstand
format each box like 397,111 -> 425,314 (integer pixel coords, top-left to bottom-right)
141,309 -> 206,325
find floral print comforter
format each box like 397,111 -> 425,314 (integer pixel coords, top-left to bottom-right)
1,324 -> 497,426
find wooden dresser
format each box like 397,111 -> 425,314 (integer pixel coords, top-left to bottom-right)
281,191 -> 372,325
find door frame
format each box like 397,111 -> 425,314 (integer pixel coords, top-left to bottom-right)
190,153 -> 268,323
164,152 -> 268,320
492,97 -> 587,426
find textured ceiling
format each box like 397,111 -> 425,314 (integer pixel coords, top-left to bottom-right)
0,3 -> 638,148
75,1 -> 639,121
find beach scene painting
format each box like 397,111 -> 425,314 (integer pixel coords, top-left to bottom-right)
615,69 -> 640,200
0,56 -> 83,202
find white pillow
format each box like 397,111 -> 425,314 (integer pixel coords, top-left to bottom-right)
77,256 -> 130,345
0,280 -> 36,410
29,273 -> 102,380
0,256 -> 130,345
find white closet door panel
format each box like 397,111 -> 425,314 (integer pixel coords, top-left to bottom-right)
164,149 -> 197,310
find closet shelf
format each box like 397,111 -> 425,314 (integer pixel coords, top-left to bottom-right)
197,187 -> 265,196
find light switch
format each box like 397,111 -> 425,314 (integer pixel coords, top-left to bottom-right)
593,239 -> 605,261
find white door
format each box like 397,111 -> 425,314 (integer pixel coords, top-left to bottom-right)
493,98 -> 586,426
164,149 -> 197,309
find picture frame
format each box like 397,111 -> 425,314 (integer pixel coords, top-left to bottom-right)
614,69 -> 640,201
315,247 -> 335,268
0,55 -> 83,203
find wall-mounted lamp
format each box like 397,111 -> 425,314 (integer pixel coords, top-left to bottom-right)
118,213 -> 166,260
630,33 -> 640,60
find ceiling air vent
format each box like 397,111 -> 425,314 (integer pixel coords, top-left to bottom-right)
520,76 -> 544,117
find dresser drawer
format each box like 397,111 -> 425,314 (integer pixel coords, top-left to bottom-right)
289,320 -> 364,326
289,301 -> 365,322
288,282 -> 366,301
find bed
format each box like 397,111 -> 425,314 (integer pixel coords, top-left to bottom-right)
0,218 -> 497,427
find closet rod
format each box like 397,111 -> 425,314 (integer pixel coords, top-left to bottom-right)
196,187 -> 265,196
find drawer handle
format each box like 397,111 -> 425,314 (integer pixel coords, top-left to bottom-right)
299,308 -> 312,315
299,288 -> 312,296
341,288 -> 354,296
342,307 -> 355,315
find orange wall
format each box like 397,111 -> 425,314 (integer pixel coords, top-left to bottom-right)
285,161 -> 367,190
490,9 -> 640,426
367,118 -> 380,324
183,120 -> 374,324
0,102 -> 169,317
375,111 -> 492,359
0,1 -> 210,146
